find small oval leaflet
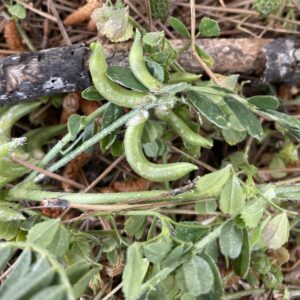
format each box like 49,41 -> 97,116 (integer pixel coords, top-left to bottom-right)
106,66 -> 148,92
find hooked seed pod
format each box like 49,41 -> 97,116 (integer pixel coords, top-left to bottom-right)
0,102 -> 41,143
89,42 -> 148,108
124,114 -> 198,182
129,29 -> 162,91
155,108 -> 213,148
0,101 -> 41,188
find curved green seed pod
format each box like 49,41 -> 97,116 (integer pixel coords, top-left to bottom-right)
0,106 -> 10,116
168,72 -> 201,84
0,101 -> 41,188
89,42 -> 148,108
124,116 -> 197,182
155,109 -> 213,148
0,101 -> 41,143
129,30 -> 162,91
23,124 -> 67,159
0,138 -> 29,177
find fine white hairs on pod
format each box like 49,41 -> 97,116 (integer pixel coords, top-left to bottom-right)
126,110 -> 149,127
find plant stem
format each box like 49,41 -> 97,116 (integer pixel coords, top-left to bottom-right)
189,0 -> 220,85
7,182 -> 300,206
7,187 -> 209,204
34,102 -> 159,182
25,103 -> 109,182
224,288 -> 266,300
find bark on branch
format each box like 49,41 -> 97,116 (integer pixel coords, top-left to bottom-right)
0,38 -> 299,105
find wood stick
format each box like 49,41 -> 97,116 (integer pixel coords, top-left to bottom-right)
1,38 -> 299,105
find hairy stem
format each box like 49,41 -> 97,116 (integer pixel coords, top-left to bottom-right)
6,186 -> 209,204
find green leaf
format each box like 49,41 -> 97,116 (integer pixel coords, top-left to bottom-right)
220,175 -> 245,215
195,45 -> 214,67
195,165 -> 232,197
241,198 -> 264,229
224,96 -> 263,140
8,4 -> 26,19
198,254 -> 224,300
67,114 -> 82,140
102,103 -> 124,129
140,268 -> 172,296
0,250 -> 31,291
232,229 -> 250,277
199,17 -> 220,37
175,221 -> 210,243
187,91 -> 229,129
161,244 -> 192,269
67,261 -> 91,285
144,238 -> 173,263
219,220 -> 243,259
82,86 -> 103,100
123,243 -> 149,300
247,95 -> 279,110
183,256 -> 214,296
82,122 -> 95,143
142,120 -> 163,143
72,267 -> 100,298
27,219 -> 70,257
268,155 -> 286,179
0,206 -> 25,221
157,82 -> 190,94
260,109 -> 300,140
143,32 -> 164,47
145,58 -> 165,82
110,138 -> 123,156
0,252 -> 56,300
107,66 -> 148,92
262,213 -> 289,249
125,216 -> 147,239
21,215 -> 41,231
167,17 -> 190,39
195,200 -> 217,214
0,246 -> 14,273
143,140 -> 168,158
0,220 -> 20,240
29,286 -> 66,300
146,288 -> 169,300
100,134 -> 116,152
222,128 -> 247,145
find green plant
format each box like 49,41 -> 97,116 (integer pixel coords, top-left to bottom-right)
129,29 -> 162,91
149,0 -> 169,20
254,0 -> 284,15
124,112 -> 197,182
89,42 -> 147,108
155,108 -> 212,148
1,1 -> 300,299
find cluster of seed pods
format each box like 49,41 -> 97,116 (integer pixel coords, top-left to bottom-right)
89,30 -> 213,182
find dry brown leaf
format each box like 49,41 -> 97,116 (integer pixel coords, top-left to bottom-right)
79,97 -> 101,116
87,18 -> 97,31
62,152 -> 92,192
4,20 -> 26,51
41,207 -> 63,218
98,186 -> 116,193
60,92 -> 80,124
64,0 -> 102,26
113,178 -> 151,192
